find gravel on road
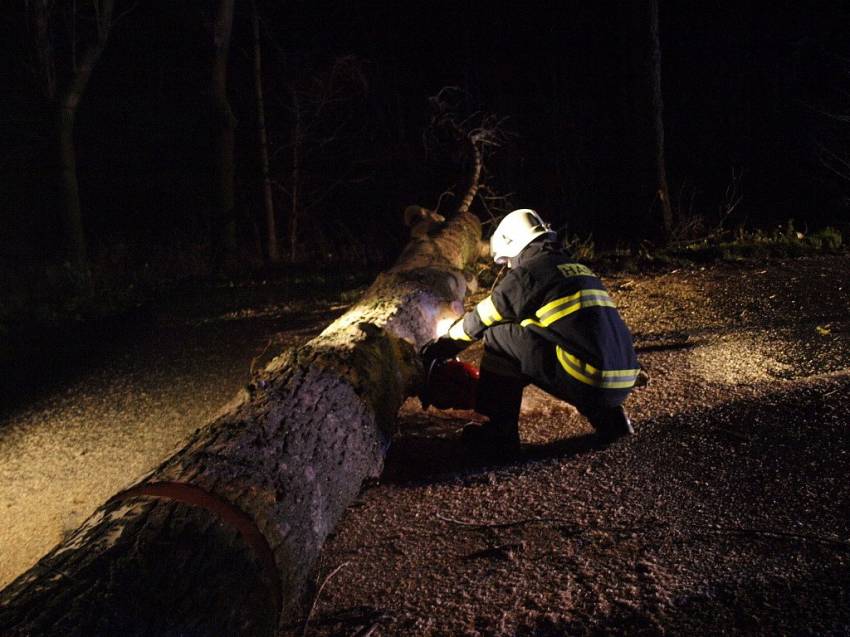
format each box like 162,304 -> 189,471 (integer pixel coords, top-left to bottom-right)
1,256 -> 848,636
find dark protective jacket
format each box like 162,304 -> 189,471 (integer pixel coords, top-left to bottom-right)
447,240 -> 639,391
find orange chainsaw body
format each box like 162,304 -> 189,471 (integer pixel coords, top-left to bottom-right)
423,359 -> 479,409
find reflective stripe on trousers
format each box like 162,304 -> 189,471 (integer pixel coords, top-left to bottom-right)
555,345 -> 639,390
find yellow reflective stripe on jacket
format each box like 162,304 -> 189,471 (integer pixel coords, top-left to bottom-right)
448,318 -> 473,341
520,317 -> 544,328
476,296 -> 503,326
556,346 -> 639,389
532,289 -> 615,327
536,290 -> 583,317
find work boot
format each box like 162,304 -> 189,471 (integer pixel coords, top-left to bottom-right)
461,420 -> 521,456
586,405 -> 634,445
468,352 -> 525,457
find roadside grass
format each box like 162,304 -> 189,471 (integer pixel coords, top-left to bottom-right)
475,222 -> 846,287
2,220 -> 845,342
588,222 -> 846,274
658,222 -> 843,262
0,253 -> 376,365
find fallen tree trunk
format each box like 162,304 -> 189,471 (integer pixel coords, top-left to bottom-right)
0,212 -> 481,636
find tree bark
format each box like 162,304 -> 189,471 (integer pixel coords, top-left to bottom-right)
457,136 -> 483,215
251,0 -> 279,263
0,211 -> 482,635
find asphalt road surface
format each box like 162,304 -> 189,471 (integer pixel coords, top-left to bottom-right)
0,282 -> 340,588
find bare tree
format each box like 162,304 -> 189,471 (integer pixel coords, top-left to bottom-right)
795,47 -> 850,217
620,1 -> 674,240
210,0 -> 237,271
812,71 -> 850,184
424,87 -> 511,218
24,0 -> 129,271
649,0 -> 673,236
288,88 -> 303,262
817,142 -> 850,183
272,56 -> 371,262
250,0 -> 279,263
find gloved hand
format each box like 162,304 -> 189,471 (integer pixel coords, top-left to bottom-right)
420,337 -> 468,368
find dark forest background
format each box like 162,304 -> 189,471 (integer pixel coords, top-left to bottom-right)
2,1 -> 849,285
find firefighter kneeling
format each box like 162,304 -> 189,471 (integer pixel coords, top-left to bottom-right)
421,209 -> 638,454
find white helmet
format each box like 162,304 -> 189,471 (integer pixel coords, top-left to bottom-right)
490,209 -> 556,264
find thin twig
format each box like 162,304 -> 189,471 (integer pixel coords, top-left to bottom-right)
460,542 -> 523,561
432,189 -> 455,216
436,512 -> 573,531
351,620 -> 383,637
711,427 -> 752,442
436,513 -> 850,552
477,188 -> 515,232
302,561 -> 351,637
697,526 -> 850,551
489,264 -> 507,293
249,337 -> 275,376
113,0 -> 139,26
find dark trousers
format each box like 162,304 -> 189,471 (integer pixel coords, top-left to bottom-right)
478,323 -> 631,430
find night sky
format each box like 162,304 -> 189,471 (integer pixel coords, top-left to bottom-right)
3,1 -> 849,269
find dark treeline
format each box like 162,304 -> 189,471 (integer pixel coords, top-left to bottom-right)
2,1 -> 848,278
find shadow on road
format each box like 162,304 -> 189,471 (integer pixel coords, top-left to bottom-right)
382,409 -> 602,485
0,309 -> 155,416
380,374 -> 850,633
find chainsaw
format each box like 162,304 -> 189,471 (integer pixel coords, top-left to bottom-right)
420,358 -> 479,410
